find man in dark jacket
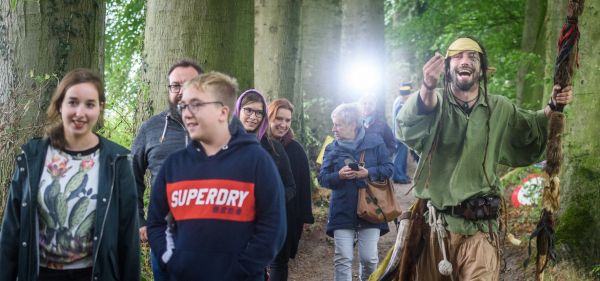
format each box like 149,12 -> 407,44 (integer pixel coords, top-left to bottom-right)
131,60 -> 202,280
147,72 -> 286,281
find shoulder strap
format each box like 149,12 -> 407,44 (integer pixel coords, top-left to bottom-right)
359,151 -> 366,167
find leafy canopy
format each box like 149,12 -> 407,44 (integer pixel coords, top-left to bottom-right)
385,0 -> 529,99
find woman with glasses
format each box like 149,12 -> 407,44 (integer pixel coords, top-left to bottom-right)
266,99 -> 315,281
0,69 -> 139,281
318,103 -> 393,281
233,90 -> 296,280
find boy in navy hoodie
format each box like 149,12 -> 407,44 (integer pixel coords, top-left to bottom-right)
147,72 -> 286,281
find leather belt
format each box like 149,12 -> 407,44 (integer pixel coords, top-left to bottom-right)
440,195 -> 500,221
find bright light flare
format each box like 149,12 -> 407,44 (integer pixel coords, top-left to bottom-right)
342,60 -> 382,94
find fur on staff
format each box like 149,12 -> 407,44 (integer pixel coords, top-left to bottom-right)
543,112 -> 565,212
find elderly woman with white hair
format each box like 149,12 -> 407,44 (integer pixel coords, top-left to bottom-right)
318,103 -> 393,281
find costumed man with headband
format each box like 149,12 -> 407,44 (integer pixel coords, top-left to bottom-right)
395,37 -> 573,280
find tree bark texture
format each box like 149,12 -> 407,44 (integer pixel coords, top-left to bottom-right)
142,0 -> 253,116
296,0 -> 342,156
556,0 -> 600,265
542,0 -> 568,103
254,0 -> 301,103
0,0 -> 105,220
516,0 -> 547,109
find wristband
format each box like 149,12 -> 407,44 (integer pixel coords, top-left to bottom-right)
422,80 -> 436,91
548,98 -> 557,111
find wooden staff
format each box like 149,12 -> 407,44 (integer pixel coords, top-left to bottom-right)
530,1 -> 584,280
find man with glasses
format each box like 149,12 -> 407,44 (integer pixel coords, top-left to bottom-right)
131,60 -> 203,281
147,72 -> 286,281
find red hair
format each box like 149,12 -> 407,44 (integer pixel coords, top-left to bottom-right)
267,98 -> 295,144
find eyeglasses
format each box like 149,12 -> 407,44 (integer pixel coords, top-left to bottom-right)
242,107 -> 265,119
167,84 -> 183,93
178,101 -> 224,114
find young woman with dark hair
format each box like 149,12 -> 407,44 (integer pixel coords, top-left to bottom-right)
234,90 -> 297,281
0,69 -> 140,281
234,90 -> 296,204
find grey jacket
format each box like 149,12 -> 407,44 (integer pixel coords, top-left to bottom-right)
131,110 -> 188,226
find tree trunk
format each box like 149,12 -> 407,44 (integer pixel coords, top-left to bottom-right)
542,0 -> 568,103
0,0 -> 105,221
142,0 -> 253,118
296,0 -> 342,156
386,1 -> 418,121
515,0 -> 546,109
254,0 -> 302,102
339,0 -> 385,113
555,0 -> 600,265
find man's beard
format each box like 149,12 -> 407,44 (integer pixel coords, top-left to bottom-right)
451,70 -> 480,91
169,101 -> 182,122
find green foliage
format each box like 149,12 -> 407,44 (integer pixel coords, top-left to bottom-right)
102,2 -> 150,278
384,0 -> 533,100
300,96 -> 335,160
592,264 -> 600,278
556,195 -> 599,264
499,165 -> 542,187
101,0 -> 146,148
29,70 -> 60,84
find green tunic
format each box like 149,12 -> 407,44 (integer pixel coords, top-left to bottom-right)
396,89 -> 548,235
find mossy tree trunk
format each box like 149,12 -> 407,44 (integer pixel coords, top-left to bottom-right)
515,0 -> 547,109
542,0 -> 568,103
142,0 -> 253,120
254,0 -> 301,102
295,0 -> 342,156
555,0 -> 600,266
0,0 -> 105,221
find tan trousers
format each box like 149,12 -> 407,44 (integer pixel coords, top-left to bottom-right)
414,230 -> 499,281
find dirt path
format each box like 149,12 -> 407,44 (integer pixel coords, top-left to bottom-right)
288,185 -> 532,281
287,182 -> 414,281
288,157 -> 532,280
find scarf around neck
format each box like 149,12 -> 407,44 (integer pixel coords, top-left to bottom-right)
336,126 -> 365,152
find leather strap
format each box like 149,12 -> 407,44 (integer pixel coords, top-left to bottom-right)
359,151 -> 366,166
364,183 -> 389,223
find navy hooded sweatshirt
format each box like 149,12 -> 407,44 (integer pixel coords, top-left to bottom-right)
147,119 -> 286,281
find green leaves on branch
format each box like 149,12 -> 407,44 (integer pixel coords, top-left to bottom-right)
384,0 -> 526,99
103,0 -> 146,147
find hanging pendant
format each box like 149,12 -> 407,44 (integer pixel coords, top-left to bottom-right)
462,102 -> 470,111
